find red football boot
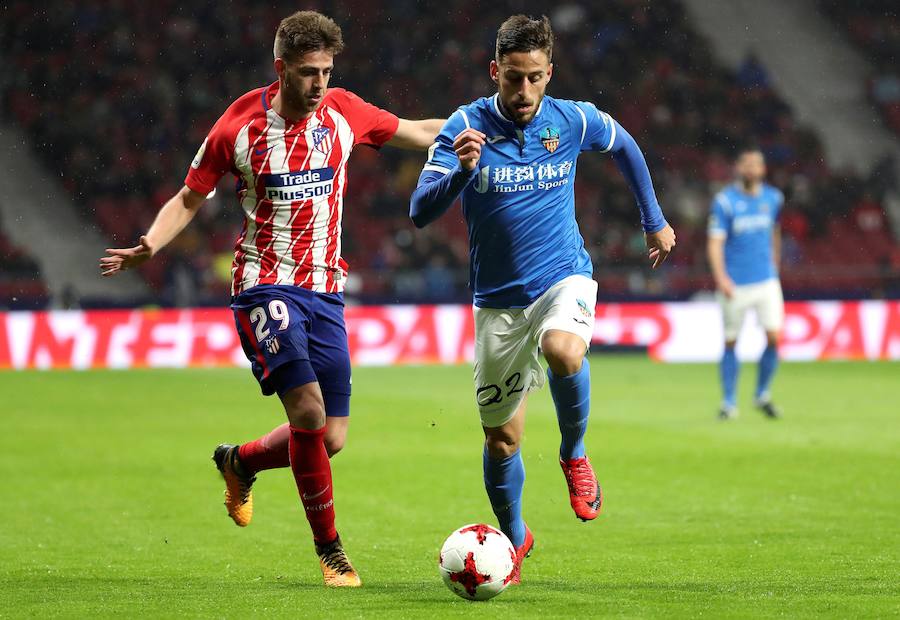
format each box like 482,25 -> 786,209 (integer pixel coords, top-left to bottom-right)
506,525 -> 534,586
560,456 -> 602,521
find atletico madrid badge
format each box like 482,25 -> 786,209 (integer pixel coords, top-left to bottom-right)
312,127 -> 332,154
540,126 -> 560,153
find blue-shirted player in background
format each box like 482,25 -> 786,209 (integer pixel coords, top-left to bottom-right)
409,15 -> 676,582
707,147 -> 784,421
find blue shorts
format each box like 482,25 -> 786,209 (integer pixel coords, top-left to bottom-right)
232,284 -> 351,416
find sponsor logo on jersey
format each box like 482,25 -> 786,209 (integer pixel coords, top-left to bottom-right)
474,160 -> 574,194
262,167 -> 335,202
732,214 -> 772,234
540,126 -> 561,153
254,143 -> 278,156
312,127 -> 332,154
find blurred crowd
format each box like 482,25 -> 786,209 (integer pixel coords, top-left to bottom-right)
821,0 -> 900,136
2,0 -> 898,307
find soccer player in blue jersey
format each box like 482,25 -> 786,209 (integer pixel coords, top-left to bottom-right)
409,15 -> 675,582
708,147 -> 784,421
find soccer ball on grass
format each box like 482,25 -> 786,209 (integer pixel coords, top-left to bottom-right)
438,523 -> 516,601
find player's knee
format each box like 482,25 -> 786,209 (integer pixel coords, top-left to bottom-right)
766,332 -> 779,347
324,433 -> 345,457
281,387 -> 326,430
725,340 -> 737,350
484,432 -> 520,459
542,334 -> 586,376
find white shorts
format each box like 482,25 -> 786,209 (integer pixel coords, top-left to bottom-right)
473,275 -> 598,428
719,278 -> 784,341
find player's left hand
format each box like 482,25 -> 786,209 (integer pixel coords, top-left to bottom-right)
99,236 -> 154,277
645,224 -> 676,269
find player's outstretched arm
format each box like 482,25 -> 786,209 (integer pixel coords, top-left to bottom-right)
99,185 -> 206,277
387,119 -> 447,150
409,128 -> 485,228
607,123 -> 675,268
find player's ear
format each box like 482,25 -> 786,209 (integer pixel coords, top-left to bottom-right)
489,60 -> 499,85
274,57 -> 286,80
547,62 -> 553,82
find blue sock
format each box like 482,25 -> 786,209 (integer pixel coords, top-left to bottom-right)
547,359 -> 591,460
483,448 -> 526,547
756,343 -> 779,401
720,347 -> 739,407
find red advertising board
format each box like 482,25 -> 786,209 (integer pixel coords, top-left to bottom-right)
1,301 -> 898,369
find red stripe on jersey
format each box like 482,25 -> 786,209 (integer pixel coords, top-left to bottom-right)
185,84 -> 398,296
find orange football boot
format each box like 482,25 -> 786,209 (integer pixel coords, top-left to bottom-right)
212,444 -> 255,527
316,536 -> 362,587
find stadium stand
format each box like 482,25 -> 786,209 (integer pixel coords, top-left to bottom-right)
820,1 -> 900,136
2,0 -> 898,305
0,218 -> 47,309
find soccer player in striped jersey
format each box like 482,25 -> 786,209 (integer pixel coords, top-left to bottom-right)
409,15 -> 675,583
100,11 -> 443,587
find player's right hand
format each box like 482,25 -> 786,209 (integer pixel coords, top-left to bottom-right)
717,277 -> 736,299
453,128 -> 486,172
99,236 -> 154,277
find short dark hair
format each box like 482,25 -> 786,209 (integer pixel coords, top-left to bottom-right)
735,144 -> 764,161
274,11 -> 344,61
495,15 -> 554,61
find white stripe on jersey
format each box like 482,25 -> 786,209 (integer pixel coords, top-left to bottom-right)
269,116 -> 320,285
232,122 -> 262,293
327,106 -> 355,288
600,111 -> 616,153
576,105 -> 588,146
459,109 -> 471,129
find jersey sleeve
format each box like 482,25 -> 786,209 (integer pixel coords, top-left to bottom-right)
421,110 -> 470,176
332,88 -> 400,148
184,117 -> 233,196
773,188 -> 785,221
708,194 -> 731,239
573,101 -> 616,153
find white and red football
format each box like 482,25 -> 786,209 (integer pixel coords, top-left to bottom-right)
438,523 -> 516,601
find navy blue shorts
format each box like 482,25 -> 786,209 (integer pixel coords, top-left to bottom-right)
232,284 -> 351,416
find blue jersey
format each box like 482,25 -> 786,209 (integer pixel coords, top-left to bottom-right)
422,94 -> 626,308
708,183 -> 784,285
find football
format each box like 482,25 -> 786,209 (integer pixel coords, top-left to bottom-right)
438,524 -> 516,601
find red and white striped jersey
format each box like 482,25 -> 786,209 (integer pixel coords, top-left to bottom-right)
185,83 -> 399,296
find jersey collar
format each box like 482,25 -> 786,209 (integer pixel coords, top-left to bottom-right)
489,93 -> 544,127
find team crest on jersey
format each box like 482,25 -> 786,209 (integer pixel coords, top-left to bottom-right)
540,127 -> 561,153
312,127 -> 332,154
576,298 -> 593,318
264,335 -> 280,355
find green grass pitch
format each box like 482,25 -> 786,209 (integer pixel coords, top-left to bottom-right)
1,356 -> 898,618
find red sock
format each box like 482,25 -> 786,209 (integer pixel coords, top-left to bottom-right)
238,424 -> 290,474
289,426 -> 337,544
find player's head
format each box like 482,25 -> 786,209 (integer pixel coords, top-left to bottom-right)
734,146 -> 767,186
491,15 -> 554,125
273,11 -> 344,116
